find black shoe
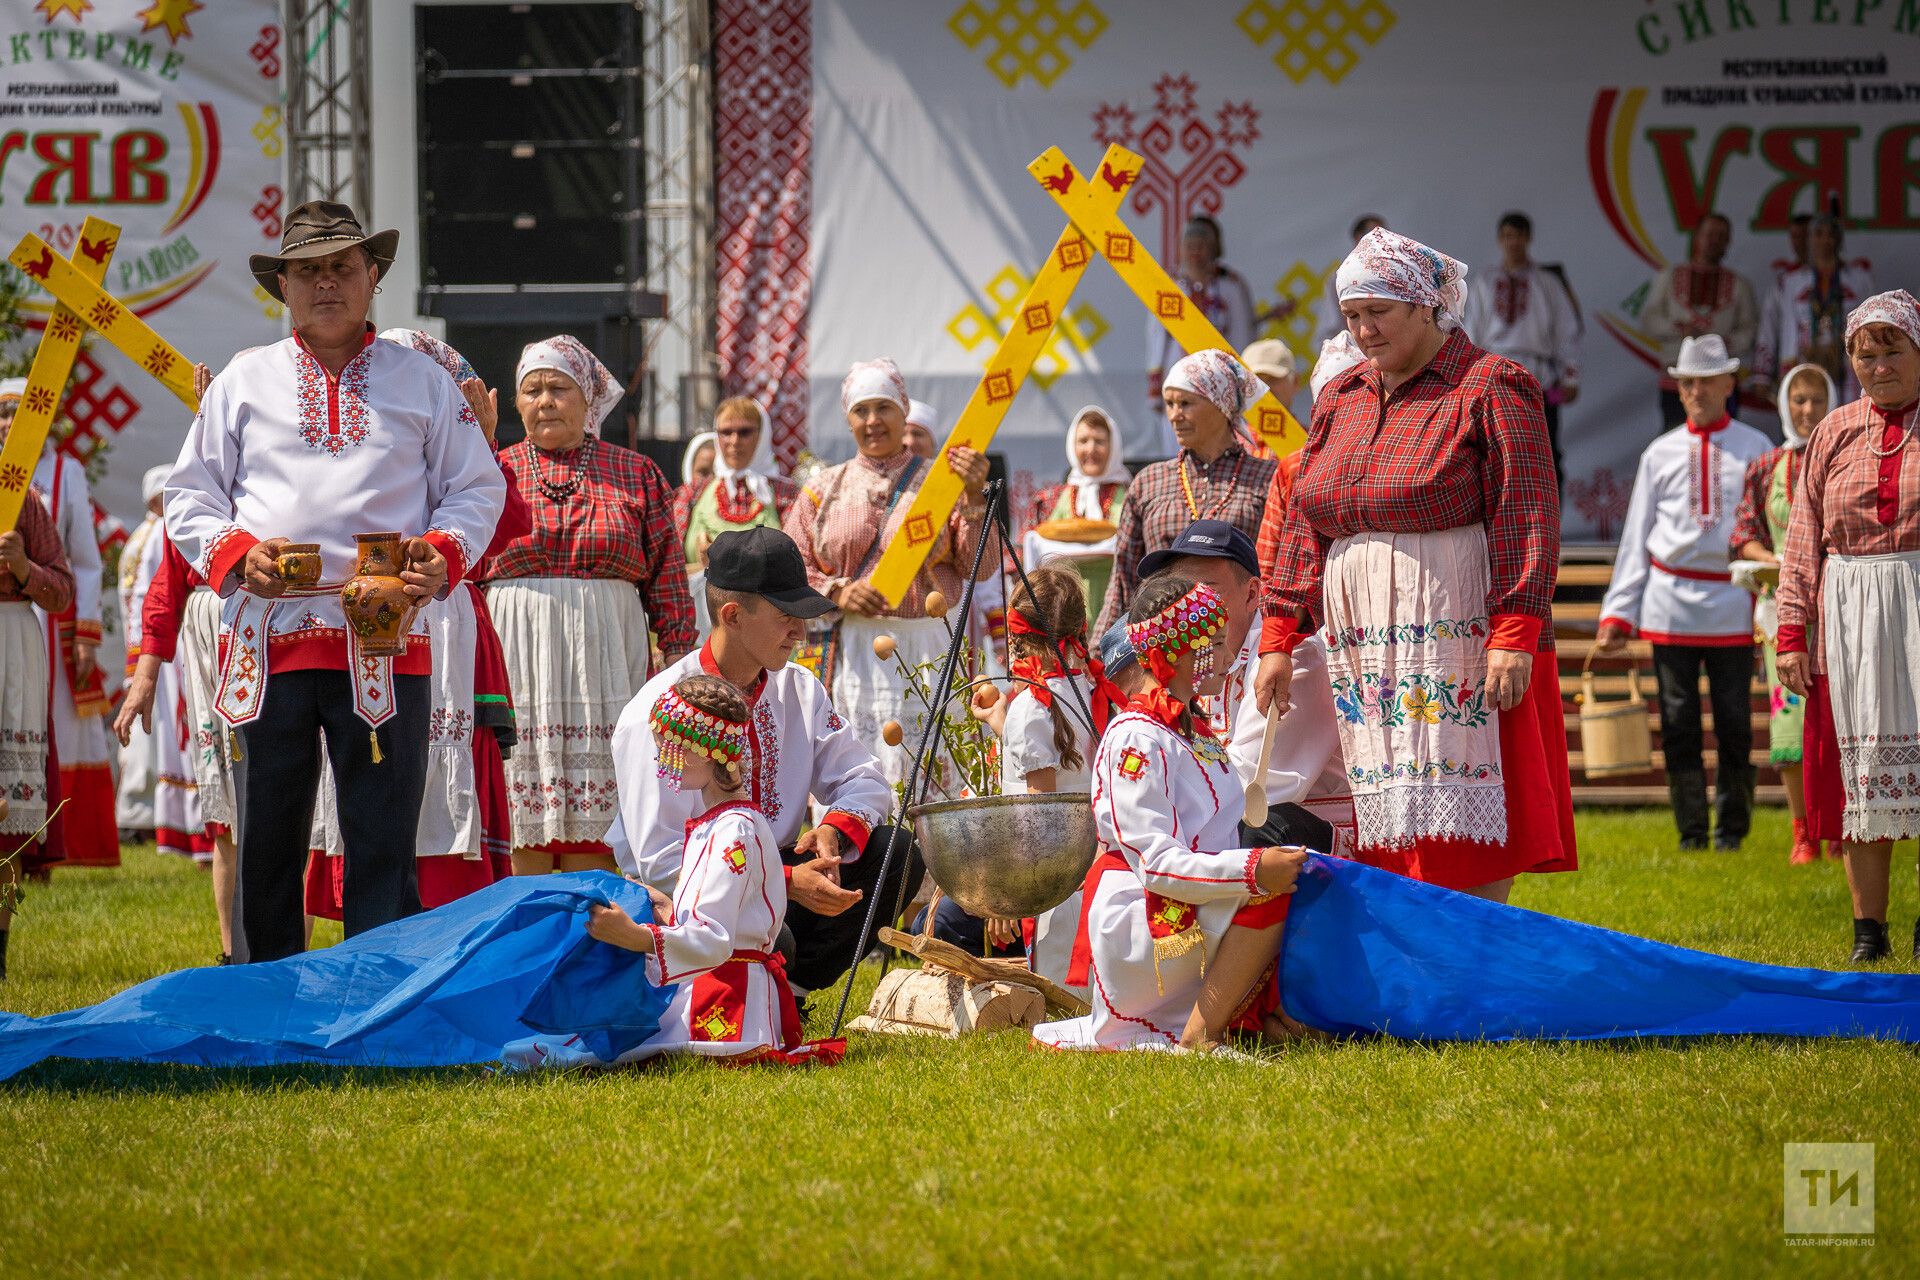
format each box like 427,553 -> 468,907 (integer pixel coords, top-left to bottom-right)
217,953 -> 232,966
1668,770 -> 1711,850
1713,762 -> 1754,852
1851,918 -> 1891,964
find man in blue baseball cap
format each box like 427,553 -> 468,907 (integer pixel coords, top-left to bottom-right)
1136,518 -> 1339,855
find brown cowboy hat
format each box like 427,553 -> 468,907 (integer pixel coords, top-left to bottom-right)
249,200 -> 399,302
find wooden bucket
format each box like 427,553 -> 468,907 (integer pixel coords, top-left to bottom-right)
1577,651 -> 1654,778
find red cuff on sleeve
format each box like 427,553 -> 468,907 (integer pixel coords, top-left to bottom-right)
1488,613 -> 1545,652
420,530 -> 469,592
821,811 -> 872,853
643,921 -> 668,980
1598,616 -> 1638,640
1232,893 -> 1291,929
1775,624 -> 1807,655
1259,613 -> 1304,656
206,528 -> 259,596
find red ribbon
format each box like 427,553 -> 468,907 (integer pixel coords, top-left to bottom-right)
1005,613 -> 1123,733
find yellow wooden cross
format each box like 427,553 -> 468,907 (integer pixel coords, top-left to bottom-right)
1,222 -> 198,531
868,145 -> 1308,606
1029,144 -> 1307,457
867,145 -> 1135,606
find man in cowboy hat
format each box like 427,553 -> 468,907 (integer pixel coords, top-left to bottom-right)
1596,333 -> 1771,851
166,201 -> 505,962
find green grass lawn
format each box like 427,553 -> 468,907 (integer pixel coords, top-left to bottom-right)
1,809 -> 1915,1277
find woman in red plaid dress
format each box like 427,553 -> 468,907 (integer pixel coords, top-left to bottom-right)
1256,229 -> 1576,901
482,336 -> 696,876
1777,290 -> 1920,963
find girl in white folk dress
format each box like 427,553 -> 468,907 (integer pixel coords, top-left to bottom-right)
1034,575 -> 1309,1053
508,675 -> 809,1068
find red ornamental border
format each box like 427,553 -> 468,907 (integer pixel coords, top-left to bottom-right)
714,0 -> 813,468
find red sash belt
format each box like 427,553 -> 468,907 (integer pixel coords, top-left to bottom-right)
1651,557 -> 1731,583
728,948 -> 801,1051
1065,850 -> 1131,987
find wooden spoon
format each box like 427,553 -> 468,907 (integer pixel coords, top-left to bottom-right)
1242,702 -> 1283,829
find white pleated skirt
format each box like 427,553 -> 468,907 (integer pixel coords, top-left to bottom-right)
487,577 -> 650,849
0,602 -> 51,836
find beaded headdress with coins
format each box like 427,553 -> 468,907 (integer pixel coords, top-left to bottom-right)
650,685 -> 748,787
1126,582 -> 1228,685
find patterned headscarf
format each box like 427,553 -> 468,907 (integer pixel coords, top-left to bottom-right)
1310,332 -> 1367,402
1336,227 -> 1470,329
379,327 -> 478,384
0,376 -> 25,402
1163,349 -> 1265,424
516,335 -> 623,435
840,357 -> 909,415
1845,289 -> 1920,353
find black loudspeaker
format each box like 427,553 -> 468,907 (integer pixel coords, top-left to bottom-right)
415,3 -> 659,448
415,3 -> 639,287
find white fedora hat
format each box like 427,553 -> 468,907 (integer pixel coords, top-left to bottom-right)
1667,333 -> 1741,379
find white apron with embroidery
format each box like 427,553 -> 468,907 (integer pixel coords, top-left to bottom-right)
178,586 -> 236,829
1322,525 -> 1506,851
307,590 -> 482,859
1822,549 -> 1920,842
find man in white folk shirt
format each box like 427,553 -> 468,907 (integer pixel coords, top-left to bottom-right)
612,526 -> 911,1002
1596,334 -> 1771,852
1463,210 -> 1583,491
166,201 -> 505,962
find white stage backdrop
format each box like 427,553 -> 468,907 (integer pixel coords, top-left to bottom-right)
1,0 -> 284,535
736,0 -> 1920,539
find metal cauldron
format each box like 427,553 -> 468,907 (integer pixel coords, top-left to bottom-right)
908,793 -> 1097,919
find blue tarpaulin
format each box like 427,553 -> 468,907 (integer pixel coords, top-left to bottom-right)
0,872 -> 671,1081
7,856 -> 1919,1081
1282,854 -> 1920,1041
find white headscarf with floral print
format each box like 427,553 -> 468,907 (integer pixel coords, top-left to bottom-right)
1846,289 -> 1920,353
1336,227 -> 1470,330
1163,349 -> 1265,426
516,335 -> 623,435
840,357 -> 909,415
380,327 -> 478,384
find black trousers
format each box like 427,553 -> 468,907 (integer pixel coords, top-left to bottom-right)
1651,643 -> 1755,835
1240,803 -> 1336,855
230,670 -> 429,963
912,896 -> 1024,959
779,823 -> 924,992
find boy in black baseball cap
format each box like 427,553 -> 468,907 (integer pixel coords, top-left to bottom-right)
608,526 -> 923,999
